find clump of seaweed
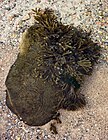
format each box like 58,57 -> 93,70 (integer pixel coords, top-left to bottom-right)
5,8 -> 100,127
28,8 -> 100,88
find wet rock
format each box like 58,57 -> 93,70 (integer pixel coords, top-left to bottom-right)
5,8 -> 100,126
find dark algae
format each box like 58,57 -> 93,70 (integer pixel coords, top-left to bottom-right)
5,8 -> 100,127
50,123 -> 58,134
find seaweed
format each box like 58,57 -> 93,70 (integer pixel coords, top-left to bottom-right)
50,123 -> 58,134
27,8 -> 100,87
5,8 -> 100,128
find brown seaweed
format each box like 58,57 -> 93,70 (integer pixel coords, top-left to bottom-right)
5,8 -> 100,127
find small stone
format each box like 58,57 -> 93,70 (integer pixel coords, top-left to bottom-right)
16,136 -> 21,140
36,128 -> 41,133
8,15 -> 15,22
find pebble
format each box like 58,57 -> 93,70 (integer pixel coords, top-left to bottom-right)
36,128 -> 41,133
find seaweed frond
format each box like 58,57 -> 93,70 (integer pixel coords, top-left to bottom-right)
20,8 -> 100,90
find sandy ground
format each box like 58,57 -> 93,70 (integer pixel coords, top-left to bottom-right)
0,0 -> 108,140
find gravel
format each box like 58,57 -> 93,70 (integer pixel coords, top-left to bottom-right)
0,0 -> 108,140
